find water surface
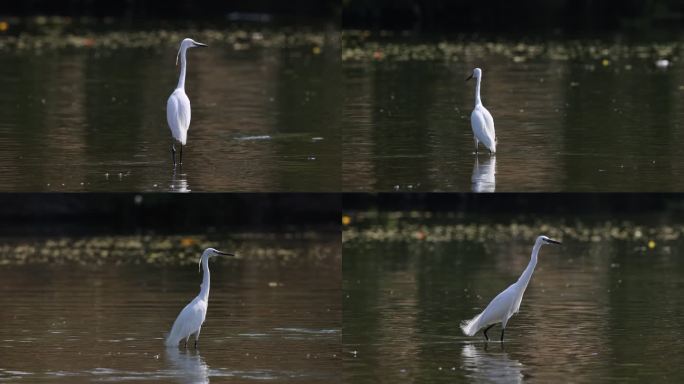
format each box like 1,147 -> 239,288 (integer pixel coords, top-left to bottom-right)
0,30 -> 340,191
0,236 -> 340,382
343,216 -> 684,382
343,36 -> 684,191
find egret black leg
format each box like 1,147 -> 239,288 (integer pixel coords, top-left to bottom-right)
500,328 -> 505,342
194,339 -> 197,349
179,145 -> 183,165
483,324 -> 495,341
171,144 -> 177,166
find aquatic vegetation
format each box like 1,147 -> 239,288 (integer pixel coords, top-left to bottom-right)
0,232 -> 339,266
0,28 -> 333,53
342,30 -> 682,64
343,210 -> 682,247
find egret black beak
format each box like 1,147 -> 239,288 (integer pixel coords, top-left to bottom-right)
465,73 -> 473,81
215,250 -> 235,256
194,42 -> 208,48
546,239 -> 562,245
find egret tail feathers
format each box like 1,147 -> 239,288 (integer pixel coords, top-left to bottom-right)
165,322 -> 184,347
460,312 -> 483,336
165,336 -> 178,347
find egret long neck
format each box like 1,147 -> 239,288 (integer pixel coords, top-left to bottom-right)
199,255 -> 210,301
474,75 -> 482,106
177,48 -> 187,90
516,242 -> 541,290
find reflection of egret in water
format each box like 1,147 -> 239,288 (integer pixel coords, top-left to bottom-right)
170,170 -> 191,192
165,347 -> 209,384
461,343 -> 523,384
472,156 -> 496,192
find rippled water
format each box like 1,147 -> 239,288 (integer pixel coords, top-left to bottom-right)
0,36 -> 340,191
0,260 -> 340,382
343,41 -> 684,191
343,229 -> 684,382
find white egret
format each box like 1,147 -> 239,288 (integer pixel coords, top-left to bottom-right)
166,248 -> 234,348
167,38 -> 208,167
461,235 -> 561,342
466,68 -> 496,154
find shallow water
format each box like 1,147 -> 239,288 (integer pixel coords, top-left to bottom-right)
0,35 -> 340,191
0,259 -> 340,381
343,220 -> 684,382
343,39 -> 684,191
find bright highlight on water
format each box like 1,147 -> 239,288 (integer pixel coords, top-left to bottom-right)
461,235 -> 561,342
167,38 -> 208,167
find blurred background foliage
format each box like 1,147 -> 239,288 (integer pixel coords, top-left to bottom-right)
343,0 -> 684,36
0,0 -> 339,32
0,194 -> 340,236
344,194 -> 684,218
0,0 -> 340,23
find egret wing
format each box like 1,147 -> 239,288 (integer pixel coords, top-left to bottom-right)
511,283 -> 527,315
481,106 -> 496,141
165,298 -> 207,346
470,109 -> 488,143
478,284 -> 516,326
471,106 -> 496,152
166,91 -> 191,145
461,282 -> 516,335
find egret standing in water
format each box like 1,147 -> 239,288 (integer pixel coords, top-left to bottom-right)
461,235 -> 561,342
167,38 -> 208,167
166,248 -> 234,348
466,68 -> 496,155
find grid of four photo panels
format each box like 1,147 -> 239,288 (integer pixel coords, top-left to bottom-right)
2,1 -> 684,383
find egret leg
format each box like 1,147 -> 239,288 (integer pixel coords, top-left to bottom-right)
194,328 -> 201,349
184,335 -> 190,348
171,144 -> 177,166
500,328 -> 505,342
474,139 -> 479,155
483,324 -> 495,341
179,145 -> 183,165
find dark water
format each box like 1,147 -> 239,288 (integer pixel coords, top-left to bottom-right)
0,40 -> 340,192
343,224 -> 684,382
343,43 -> 684,191
0,261 -> 340,382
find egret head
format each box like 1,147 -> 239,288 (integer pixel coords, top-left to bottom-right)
466,68 -> 482,82
176,38 -> 208,66
198,248 -> 235,271
538,235 -> 561,246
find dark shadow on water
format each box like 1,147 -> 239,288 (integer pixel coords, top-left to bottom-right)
471,156 -> 496,192
170,169 -> 190,192
461,343 -> 523,384
165,347 -> 209,384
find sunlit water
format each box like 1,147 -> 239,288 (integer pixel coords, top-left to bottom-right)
343,40 -> 684,191
343,225 -> 684,382
0,261 -> 340,382
0,37 -> 340,191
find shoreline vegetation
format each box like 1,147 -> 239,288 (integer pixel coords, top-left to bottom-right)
342,30 -> 681,63
0,232 -> 340,266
